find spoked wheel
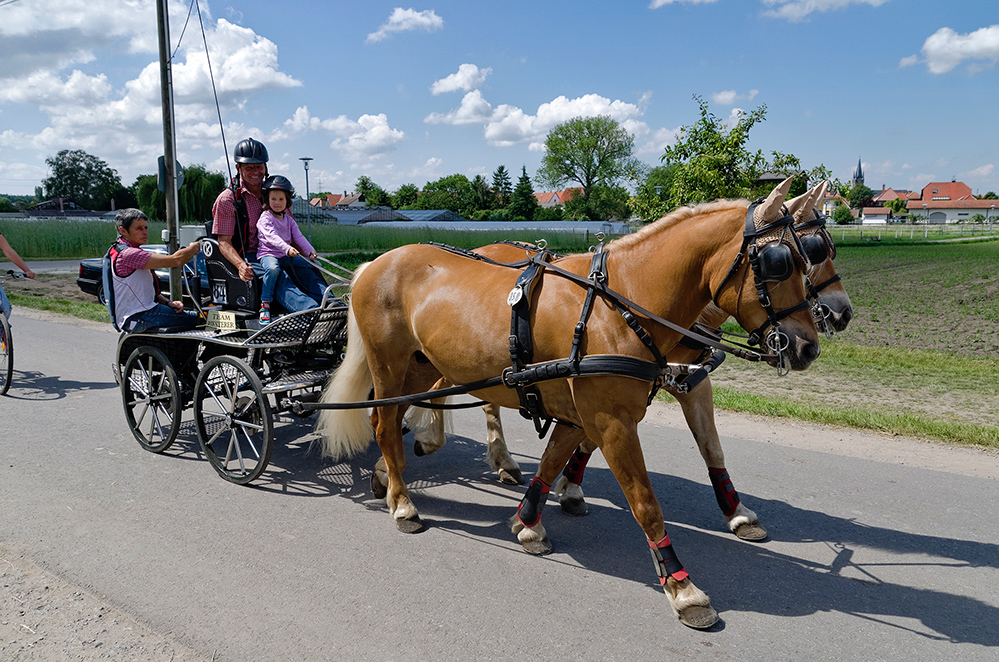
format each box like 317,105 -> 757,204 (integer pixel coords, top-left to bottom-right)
193,356 -> 273,485
0,314 -> 12,396
121,346 -> 182,452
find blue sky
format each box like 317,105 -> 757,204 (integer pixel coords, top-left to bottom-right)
1,0 -> 997,200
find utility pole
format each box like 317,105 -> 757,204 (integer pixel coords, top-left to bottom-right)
156,0 -> 182,300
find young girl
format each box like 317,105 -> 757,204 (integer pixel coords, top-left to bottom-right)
110,208 -> 202,333
256,175 -> 319,324
0,228 -> 35,322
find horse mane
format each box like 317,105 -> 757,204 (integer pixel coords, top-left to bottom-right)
608,198 -> 749,251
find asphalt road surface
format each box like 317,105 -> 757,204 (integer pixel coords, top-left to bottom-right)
2,311 -> 998,661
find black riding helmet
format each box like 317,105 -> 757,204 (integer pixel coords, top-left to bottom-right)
262,175 -> 295,198
234,137 -> 269,164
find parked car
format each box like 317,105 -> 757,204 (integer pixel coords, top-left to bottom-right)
77,245 -> 208,305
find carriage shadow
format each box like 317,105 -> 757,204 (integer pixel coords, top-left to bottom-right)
3,369 -> 117,401
157,418 -> 999,646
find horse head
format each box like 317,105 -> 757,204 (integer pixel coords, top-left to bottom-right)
786,181 -> 854,334
709,176 -> 821,372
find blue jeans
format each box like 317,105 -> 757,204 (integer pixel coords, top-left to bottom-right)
125,303 -> 201,333
247,253 -> 323,313
0,283 -> 10,322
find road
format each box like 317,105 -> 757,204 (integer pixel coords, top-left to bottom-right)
2,311 -> 998,661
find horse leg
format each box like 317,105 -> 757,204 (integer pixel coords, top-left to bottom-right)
509,423 -> 587,555
581,400 -> 718,630
369,401 -> 424,533
553,438 -> 598,516
674,380 -> 767,542
483,403 -> 524,485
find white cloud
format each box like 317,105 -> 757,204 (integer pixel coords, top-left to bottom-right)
649,0 -> 718,8
427,90 -> 656,150
898,54 -> 919,68
710,89 -> 759,105
367,8 -> 444,43
274,107 -> 406,163
964,164 -> 995,179
761,0 -> 889,21
917,25 -> 999,74
431,64 -> 492,95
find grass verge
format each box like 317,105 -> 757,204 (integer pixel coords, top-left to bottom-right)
8,293 -> 109,323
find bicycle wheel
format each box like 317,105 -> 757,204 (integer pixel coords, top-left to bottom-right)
193,355 -> 273,485
0,314 -> 12,396
121,346 -> 182,452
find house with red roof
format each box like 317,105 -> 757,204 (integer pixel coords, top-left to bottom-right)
905,181 -> 998,224
534,187 -> 583,208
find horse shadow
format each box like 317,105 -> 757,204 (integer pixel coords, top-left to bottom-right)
2,369 -> 118,401
152,417 -> 999,646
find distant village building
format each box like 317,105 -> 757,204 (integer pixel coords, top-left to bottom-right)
851,157 -> 864,189
533,187 -> 583,208
904,181 -> 998,224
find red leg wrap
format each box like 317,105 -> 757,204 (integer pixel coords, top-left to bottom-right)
649,533 -> 689,583
561,448 -> 591,486
517,477 -> 550,528
708,467 -> 740,517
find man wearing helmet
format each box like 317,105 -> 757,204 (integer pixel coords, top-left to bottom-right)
211,138 -> 324,312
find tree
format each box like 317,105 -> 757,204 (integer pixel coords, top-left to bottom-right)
0,196 -> 16,213
536,115 -> 637,205
392,183 -> 419,209
980,191 -> 998,200
134,164 -> 224,223
832,205 -> 855,225
416,174 -> 472,213
848,184 -> 874,210
630,165 -> 678,222
564,184 -> 630,221
356,175 -> 390,207
507,166 -> 539,221
661,95 -> 805,206
885,197 -> 909,216
42,149 -> 128,211
492,165 -> 512,206
469,174 -> 493,213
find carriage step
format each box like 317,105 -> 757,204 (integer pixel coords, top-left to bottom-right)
261,369 -> 334,393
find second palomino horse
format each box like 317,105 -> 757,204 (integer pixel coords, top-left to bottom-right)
317,177 -> 819,629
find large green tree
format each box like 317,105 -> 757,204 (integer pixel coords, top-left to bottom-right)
492,165 -> 512,206
469,174 -> 493,213
392,183 -> 420,209
42,149 -> 131,211
848,184 -> 874,210
536,115 -> 637,206
416,174 -> 472,213
629,165 -> 678,222
507,166 -> 539,221
660,95 -> 803,206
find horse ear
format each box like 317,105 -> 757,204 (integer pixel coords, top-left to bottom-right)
787,181 -> 827,223
755,176 -> 794,225
812,180 -> 829,212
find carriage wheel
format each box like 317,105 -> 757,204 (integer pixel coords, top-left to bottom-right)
193,356 -> 273,485
0,314 -> 13,396
121,346 -> 182,452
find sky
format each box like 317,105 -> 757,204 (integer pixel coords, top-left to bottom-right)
1,0 -> 997,201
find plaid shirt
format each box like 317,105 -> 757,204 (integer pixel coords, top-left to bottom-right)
211,181 -> 263,253
113,239 -> 152,278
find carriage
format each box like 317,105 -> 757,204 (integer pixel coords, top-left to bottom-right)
113,236 -> 351,485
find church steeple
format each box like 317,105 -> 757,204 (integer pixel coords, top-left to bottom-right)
852,156 -> 864,188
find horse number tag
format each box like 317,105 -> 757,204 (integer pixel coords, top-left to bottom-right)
507,286 -> 523,306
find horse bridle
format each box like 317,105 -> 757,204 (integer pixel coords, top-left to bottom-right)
711,199 -> 813,375
795,209 -> 840,337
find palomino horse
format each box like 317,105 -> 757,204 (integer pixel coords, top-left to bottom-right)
404,182 -> 853,542
317,177 -> 819,629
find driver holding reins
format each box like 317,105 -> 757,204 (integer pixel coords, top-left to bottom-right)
210,138 -> 325,313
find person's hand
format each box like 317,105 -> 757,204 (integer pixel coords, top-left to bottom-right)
24,269 -> 35,279
307,250 -> 317,261
288,247 -> 300,258
168,300 -> 185,312
187,240 -> 202,254
238,261 -> 254,281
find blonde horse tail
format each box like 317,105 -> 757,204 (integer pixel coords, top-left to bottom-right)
316,265 -> 375,459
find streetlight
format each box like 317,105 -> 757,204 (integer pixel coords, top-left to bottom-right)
299,157 -> 314,243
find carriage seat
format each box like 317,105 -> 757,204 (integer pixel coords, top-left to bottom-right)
200,237 -> 260,317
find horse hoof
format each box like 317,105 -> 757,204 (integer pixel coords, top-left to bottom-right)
733,522 -> 768,542
396,516 -> 425,534
521,538 -> 552,556
370,472 -> 387,500
498,467 -> 524,485
560,498 -> 588,517
413,440 -> 426,457
677,605 -> 719,630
